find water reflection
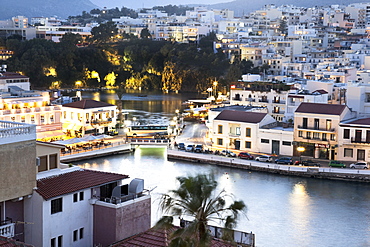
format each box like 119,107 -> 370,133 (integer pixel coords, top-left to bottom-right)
289,182 -> 311,245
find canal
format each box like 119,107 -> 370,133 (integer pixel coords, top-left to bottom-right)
71,90 -> 370,247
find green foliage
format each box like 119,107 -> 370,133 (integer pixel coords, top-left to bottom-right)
156,173 -> 246,246
90,21 -> 118,44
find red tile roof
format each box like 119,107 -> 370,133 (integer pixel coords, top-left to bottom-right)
36,169 -> 129,200
111,226 -> 235,247
295,102 -> 347,115
0,236 -> 34,247
215,110 -> 267,123
62,99 -> 115,109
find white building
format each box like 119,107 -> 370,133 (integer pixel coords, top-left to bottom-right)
61,99 -> 117,137
212,110 -> 277,152
338,118 -> 370,162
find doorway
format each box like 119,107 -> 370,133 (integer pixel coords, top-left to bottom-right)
272,140 -> 280,155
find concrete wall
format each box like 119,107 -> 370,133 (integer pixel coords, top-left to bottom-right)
93,195 -> 151,247
24,192 -> 43,247
0,140 -> 36,202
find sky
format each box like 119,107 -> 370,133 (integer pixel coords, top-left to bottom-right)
90,0 -> 230,9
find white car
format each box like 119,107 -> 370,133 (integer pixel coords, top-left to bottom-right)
349,162 -> 368,169
221,150 -> 237,157
255,155 -> 273,162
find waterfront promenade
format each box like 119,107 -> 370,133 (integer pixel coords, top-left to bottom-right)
61,136 -> 370,183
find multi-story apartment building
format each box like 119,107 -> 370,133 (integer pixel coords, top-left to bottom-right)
212,110 -> 277,152
61,99 -> 117,137
293,102 -> 355,159
0,16 -> 36,40
338,118 -> 370,162
0,121 -> 36,241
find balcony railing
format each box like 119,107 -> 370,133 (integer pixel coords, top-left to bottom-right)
297,125 -> 335,132
351,137 -> 370,144
0,222 -> 15,238
232,97 -> 242,101
228,132 -> 241,137
245,98 -> 255,102
258,99 -> 269,103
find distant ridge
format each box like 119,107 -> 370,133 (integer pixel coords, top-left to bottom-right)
0,0 -> 98,20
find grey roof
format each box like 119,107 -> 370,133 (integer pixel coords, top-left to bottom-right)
295,103 -> 346,115
62,99 -> 115,109
214,110 -> 267,123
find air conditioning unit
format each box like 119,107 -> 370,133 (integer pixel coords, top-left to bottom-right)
36,157 -> 40,167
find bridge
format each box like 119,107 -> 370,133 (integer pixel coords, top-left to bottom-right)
130,138 -> 170,146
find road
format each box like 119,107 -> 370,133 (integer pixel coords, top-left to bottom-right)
174,122 -> 211,147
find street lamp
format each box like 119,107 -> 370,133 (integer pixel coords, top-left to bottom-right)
297,146 -> 305,164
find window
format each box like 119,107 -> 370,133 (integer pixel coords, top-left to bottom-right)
73,193 -> 78,203
326,119 -> 332,131
217,138 -> 223,145
302,118 -> 308,128
330,134 -> 335,141
313,132 -> 320,139
282,141 -> 291,146
218,125 -> 223,134
73,230 -> 78,242
261,139 -> 269,143
51,198 -> 62,214
344,148 -> 353,157
322,133 -> 327,141
79,228 -> 84,239
58,235 -> 62,247
314,118 -> 319,130
79,192 -> 84,201
343,129 -> 350,139
38,156 -> 47,172
245,141 -> 251,148
306,132 -> 311,139
49,154 -> 57,169
298,131 -> 303,137
235,127 -> 241,135
246,128 -> 251,137
51,238 -> 56,247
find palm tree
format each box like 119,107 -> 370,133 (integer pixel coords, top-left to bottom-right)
156,173 -> 247,247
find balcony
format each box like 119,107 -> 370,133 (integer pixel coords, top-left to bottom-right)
245,98 -> 255,102
272,100 -> 286,104
92,118 -> 113,125
228,132 -> 241,138
0,222 -> 15,238
351,137 -> 370,144
297,125 -> 335,132
258,99 -> 269,103
232,97 -> 242,101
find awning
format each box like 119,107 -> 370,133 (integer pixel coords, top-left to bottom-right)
37,130 -> 65,139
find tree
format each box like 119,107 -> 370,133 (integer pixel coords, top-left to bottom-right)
156,173 -> 246,247
90,21 -> 118,44
140,28 -> 152,39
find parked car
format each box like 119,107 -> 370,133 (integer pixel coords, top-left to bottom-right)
349,162 -> 368,169
185,144 -> 195,152
194,144 -> 204,153
255,155 -> 273,162
106,130 -> 118,136
275,157 -> 293,165
221,150 -> 237,157
238,152 -> 254,160
329,160 -> 346,168
297,160 -> 320,167
177,143 -> 185,150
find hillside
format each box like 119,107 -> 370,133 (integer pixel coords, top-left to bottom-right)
0,0 -> 98,20
208,0 -> 364,16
